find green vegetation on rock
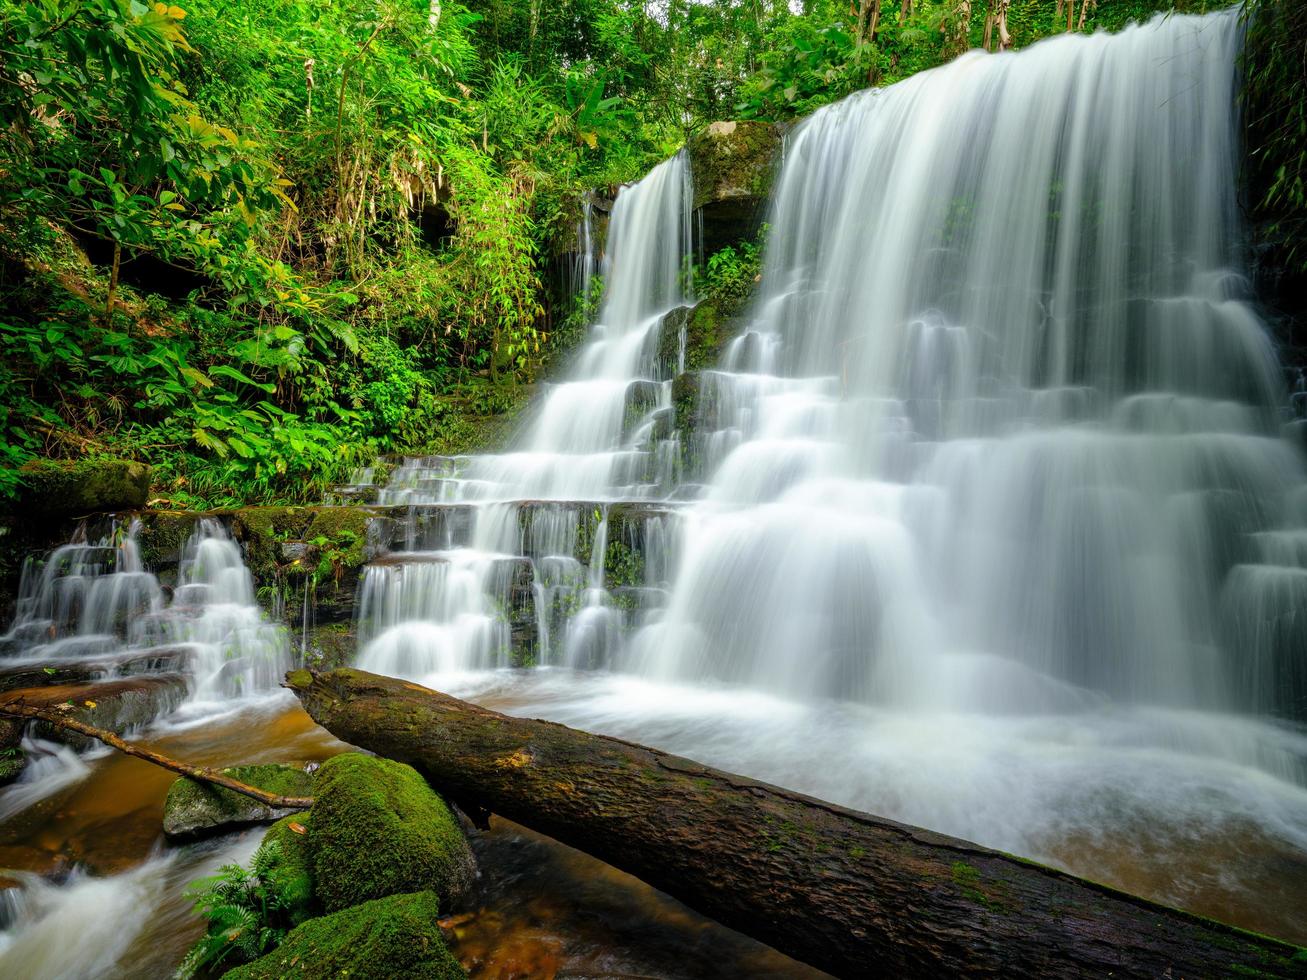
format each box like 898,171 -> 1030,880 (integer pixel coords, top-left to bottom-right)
308,753 -> 475,914
181,831 -> 317,978
163,764 -> 316,839
12,460 -> 150,517
221,891 -> 464,980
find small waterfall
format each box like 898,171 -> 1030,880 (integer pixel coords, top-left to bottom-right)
166,519 -> 290,704
572,196 -> 597,304
358,152 -> 693,679
1,519 -> 289,709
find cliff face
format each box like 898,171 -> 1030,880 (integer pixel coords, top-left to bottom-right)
688,120 -> 783,255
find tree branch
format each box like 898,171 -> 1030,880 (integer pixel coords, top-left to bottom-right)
0,701 -> 313,810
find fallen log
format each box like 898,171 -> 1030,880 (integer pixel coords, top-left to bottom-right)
0,699 -> 313,811
285,667 -> 1307,979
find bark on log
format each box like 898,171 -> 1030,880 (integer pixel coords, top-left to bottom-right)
0,700 -> 313,810
286,668 -> 1307,979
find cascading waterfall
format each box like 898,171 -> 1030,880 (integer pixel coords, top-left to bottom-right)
644,8 -> 1307,717
349,10 -> 1307,936
357,151 -> 693,673
1,520 -> 289,708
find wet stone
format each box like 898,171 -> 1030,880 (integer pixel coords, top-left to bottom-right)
162,763 -> 316,839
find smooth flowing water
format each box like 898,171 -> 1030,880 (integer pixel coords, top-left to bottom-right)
351,8 -> 1307,943
3,9 -> 1306,973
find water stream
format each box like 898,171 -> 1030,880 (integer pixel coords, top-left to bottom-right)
3,7 -> 1307,975
347,6 -> 1307,945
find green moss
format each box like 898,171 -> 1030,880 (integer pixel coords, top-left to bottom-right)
306,507 -> 370,569
258,814 -> 316,925
221,890 -> 465,980
137,510 -> 201,569
300,622 -> 358,670
163,764 -> 315,838
685,301 -> 723,367
308,753 -> 475,914
15,459 -> 151,517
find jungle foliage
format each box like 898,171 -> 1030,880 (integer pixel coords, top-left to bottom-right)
0,0 -> 1267,506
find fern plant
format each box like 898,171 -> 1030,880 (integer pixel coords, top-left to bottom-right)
179,841 -> 312,978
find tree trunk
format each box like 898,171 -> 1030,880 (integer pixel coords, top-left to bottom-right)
899,0 -> 911,27
855,0 -> 872,45
106,241 -> 121,318
996,0 -> 1012,49
286,668 -> 1307,980
948,0 -> 971,57
1076,0 -> 1093,32
0,701 -> 313,810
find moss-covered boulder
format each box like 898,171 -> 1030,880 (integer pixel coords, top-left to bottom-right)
15,459 -> 151,518
687,120 -> 782,255
257,813 -> 317,926
163,763 -> 316,839
221,891 -> 465,980
308,753 -> 475,914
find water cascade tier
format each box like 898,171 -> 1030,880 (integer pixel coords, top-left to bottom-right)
2,519 -> 290,711
347,10 -> 1307,938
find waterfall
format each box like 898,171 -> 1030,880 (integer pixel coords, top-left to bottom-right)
1,519 -> 289,710
349,10 -> 1307,933
644,9 -> 1307,717
358,151 -> 693,674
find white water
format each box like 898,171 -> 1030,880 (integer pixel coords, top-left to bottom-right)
0,835 -> 263,979
644,11 -> 1305,716
350,10 -> 1307,936
357,152 -> 693,669
1,519 -> 289,712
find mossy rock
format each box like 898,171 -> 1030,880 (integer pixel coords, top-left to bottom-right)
308,753 -> 475,914
687,120 -> 782,211
298,622 -> 358,670
221,890 -> 465,980
305,508 -> 371,570
15,459 -> 150,518
687,120 -> 781,255
163,764 -> 315,839
136,510 -> 201,570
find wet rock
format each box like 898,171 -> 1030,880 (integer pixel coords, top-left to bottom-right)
308,752 -> 475,914
672,371 -> 724,479
162,763 -> 316,839
298,622 -> 358,671
688,120 -> 782,255
0,675 -> 189,748
623,380 -> 663,439
280,541 -> 311,562
135,510 -> 201,576
222,890 -> 465,980
13,459 -> 151,518
0,647 -> 190,694
658,302 -> 732,374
